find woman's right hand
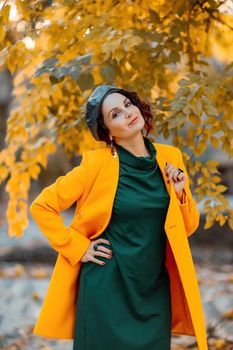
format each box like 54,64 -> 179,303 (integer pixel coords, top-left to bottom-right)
80,238 -> 113,265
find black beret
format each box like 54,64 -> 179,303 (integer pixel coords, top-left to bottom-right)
85,84 -> 124,141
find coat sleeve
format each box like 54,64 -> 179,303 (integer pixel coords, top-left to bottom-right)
176,148 -> 200,237
29,152 -> 91,266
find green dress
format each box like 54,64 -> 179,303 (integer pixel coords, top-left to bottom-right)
73,136 -> 172,350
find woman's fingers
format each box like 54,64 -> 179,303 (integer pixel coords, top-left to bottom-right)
88,250 -> 112,265
164,162 -> 185,183
177,173 -> 186,181
96,244 -> 113,256
166,167 -> 180,183
94,250 -> 113,259
96,238 -> 112,245
92,238 -> 112,255
89,255 -> 106,266
82,238 -> 114,265
168,168 -> 179,182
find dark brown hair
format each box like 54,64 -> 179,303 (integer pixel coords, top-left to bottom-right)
97,89 -> 154,144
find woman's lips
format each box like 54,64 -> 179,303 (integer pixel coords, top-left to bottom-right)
128,116 -> 138,126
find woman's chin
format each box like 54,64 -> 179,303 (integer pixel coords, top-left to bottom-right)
128,119 -> 144,130
126,127 -> 145,138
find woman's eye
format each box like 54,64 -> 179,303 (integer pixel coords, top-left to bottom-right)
112,111 -> 119,118
112,101 -> 131,118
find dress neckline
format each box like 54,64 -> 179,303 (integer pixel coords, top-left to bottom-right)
113,136 -> 157,170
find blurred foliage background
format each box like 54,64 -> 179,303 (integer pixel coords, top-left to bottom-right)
0,0 -> 232,237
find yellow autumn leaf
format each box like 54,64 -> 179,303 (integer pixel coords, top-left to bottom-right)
0,26 -> 6,43
214,338 -> 227,349
204,218 -> 214,230
28,164 -> 41,179
201,167 -> 209,178
210,136 -> 219,148
222,309 -> 233,320
228,219 -> 233,230
216,185 -> 228,193
32,291 -> 40,301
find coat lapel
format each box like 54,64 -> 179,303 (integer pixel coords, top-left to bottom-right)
154,143 -> 172,197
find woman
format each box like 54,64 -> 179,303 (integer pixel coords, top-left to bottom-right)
29,84 -> 208,350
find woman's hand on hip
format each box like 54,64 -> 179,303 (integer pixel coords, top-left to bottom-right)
80,238 -> 113,265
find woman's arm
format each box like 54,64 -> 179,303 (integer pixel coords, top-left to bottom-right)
29,152 -> 91,266
176,148 -> 200,237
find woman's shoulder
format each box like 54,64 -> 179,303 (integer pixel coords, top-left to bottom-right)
81,146 -> 110,167
82,145 -> 109,158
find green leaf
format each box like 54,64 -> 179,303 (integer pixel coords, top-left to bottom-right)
203,86 -> 215,98
177,6 -> 186,17
49,75 -> 65,85
174,87 -> 190,100
100,65 -> 116,83
170,99 -> 186,111
52,67 -> 69,79
41,58 -> 59,68
195,100 -> 203,116
178,79 -> 191,87
188,73 -> 200,83
34,67 -> 54,78
203,104 -> 218,116
77,72 -> 94,91
224,62 -> 233,73
147,32 -> 164,42
168,50 -> 180,63
68,66 -> 81,80
75,53 -> 92,65
148,9 -> 160,23
190,99 -> 203,116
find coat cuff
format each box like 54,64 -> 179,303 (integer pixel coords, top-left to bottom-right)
177,189 -> 191,223
68,227 -> 91,266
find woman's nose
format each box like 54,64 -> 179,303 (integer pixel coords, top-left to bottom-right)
124,111 -> 131,119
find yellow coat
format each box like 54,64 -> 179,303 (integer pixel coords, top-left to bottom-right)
29,142 -> 208,350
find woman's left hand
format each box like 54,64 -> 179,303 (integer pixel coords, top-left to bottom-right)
164,161 -> 187,198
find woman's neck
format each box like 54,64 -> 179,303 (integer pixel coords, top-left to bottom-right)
114,135 -> 150,157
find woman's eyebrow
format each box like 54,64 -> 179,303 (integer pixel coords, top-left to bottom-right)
108,97 -> 128,117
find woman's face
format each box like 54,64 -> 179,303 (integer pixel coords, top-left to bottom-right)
101,92 -> 145,141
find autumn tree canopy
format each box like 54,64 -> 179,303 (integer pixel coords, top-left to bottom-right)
0,0 -> 233,236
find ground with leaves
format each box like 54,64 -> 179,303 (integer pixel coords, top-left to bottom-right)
1,210 -> 233,349
1,258 -> 233,349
